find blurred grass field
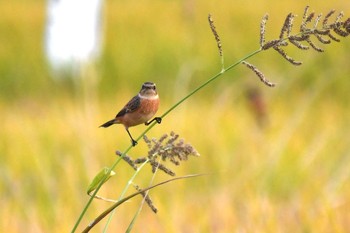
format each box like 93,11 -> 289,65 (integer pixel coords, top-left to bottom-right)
1,1 -> 350,232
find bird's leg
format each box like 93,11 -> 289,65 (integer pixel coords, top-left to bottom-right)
125,128 -> 137,146
145,117 -> 162,126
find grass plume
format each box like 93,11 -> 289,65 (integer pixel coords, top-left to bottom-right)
73,6 -> 350,232
244,5 -> 350,87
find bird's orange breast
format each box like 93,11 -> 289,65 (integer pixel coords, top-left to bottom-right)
117,97 -> 159,127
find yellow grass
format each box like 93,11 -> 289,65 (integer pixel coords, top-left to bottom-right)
1,1 -> 350,232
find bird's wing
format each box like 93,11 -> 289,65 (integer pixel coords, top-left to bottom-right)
116,95 -> 140,117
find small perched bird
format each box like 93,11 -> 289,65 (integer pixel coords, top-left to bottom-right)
100,82 -> 161,146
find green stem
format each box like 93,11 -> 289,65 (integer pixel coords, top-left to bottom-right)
103,159 -> 150,232
71,147 -> 132,233
125,158 -> 159,233
82,174 -> 205,233
71,48 -> 262,233
159,48 -> 261,120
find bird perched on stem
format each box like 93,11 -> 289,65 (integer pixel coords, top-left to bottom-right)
100,82 -> 162,146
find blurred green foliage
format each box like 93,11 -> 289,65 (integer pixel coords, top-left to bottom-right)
1,1 -> 350,232
1,1 -> 348,100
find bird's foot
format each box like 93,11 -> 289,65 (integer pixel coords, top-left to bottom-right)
155,117 -> 162,124
145,117 -> 162,126
131,139 -> 138,147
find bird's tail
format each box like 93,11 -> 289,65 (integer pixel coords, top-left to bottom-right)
99,119 -> 116,128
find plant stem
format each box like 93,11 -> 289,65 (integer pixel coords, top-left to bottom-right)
71,146 -> 132,233
159,48 -> 262,120
103,159 -> 150,232
82,174 -> 205,233
71,48 -> 262,233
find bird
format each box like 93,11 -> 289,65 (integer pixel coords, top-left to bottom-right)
100,82 -> 161,146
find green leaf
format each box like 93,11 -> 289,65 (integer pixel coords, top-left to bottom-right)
87,167 -> 116,195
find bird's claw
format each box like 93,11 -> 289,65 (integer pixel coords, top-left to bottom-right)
155,117 -> 162,124
145,117 -> 162,126
131,140 -> 138,147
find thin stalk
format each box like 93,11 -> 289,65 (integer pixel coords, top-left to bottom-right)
103,159 -> 150,232
125,158 -> 160,233
82,174 -> 205,233
152,48 -> 262,125
71,146 -> 132,233
71,48 -> 262,233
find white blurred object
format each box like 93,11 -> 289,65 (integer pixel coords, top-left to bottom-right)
45,0 -> 104,76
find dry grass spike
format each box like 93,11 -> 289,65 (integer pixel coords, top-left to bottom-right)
323,9 -> 336,27
116,150 -> 138,170
134,185 -> 157,213
208,14 -> 225,70
260,14 -> 269,47
208,14 -> 223,57
259,5 -> 350,66
280,13 -> 295,39
242,61 -> 275,87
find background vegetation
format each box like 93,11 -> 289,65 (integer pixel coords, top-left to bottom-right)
1,0 -> 350,232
